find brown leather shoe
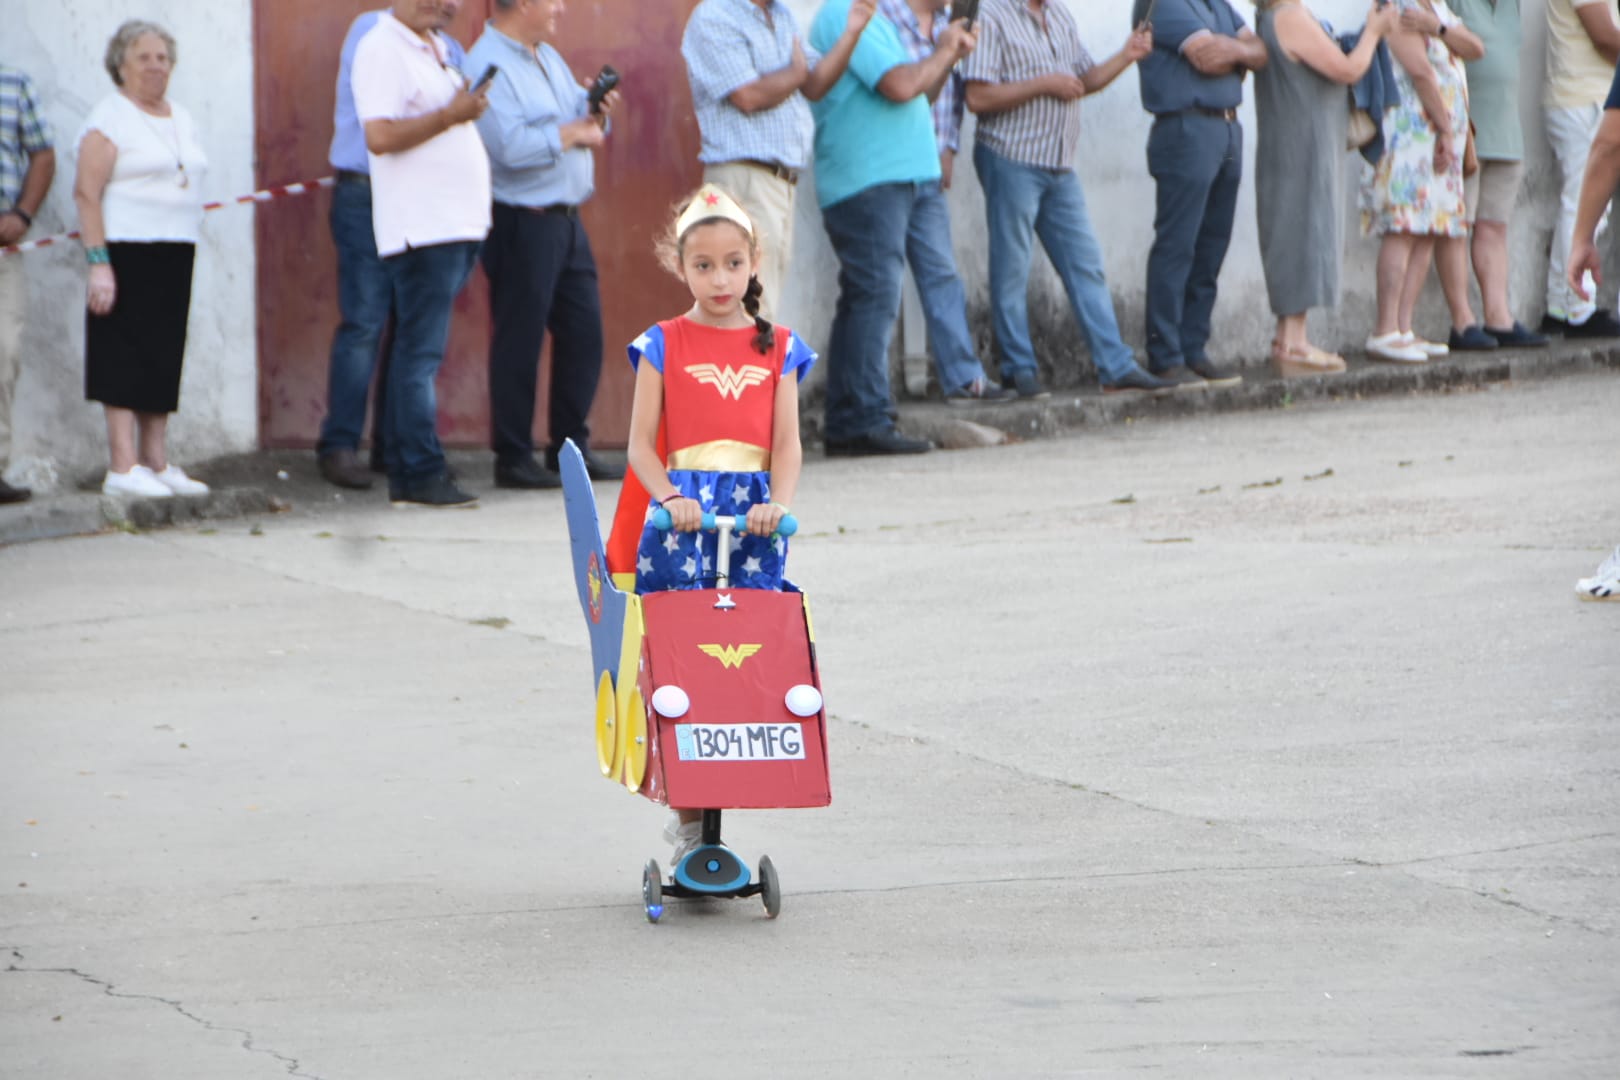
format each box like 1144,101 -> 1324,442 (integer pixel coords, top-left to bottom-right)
0,478 -> 31,504
318,449 -> 374,490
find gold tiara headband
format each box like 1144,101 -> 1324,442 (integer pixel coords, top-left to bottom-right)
675,184 -> 754,240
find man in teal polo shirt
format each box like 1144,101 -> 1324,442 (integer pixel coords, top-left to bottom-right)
809,0 -> 976,456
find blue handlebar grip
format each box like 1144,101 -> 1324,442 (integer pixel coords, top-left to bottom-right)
777,514 -> 798,537
651,507 -> 672,531
701,511 -> 719,531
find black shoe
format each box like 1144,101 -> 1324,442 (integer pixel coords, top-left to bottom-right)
318,448 -> 375,490
1100,368 -> 1178,395
824,427 -> 933,456
1150,364 -> 1209,391
392,471 -> 478,507
367,448 -> 386,474
544,448 -> 626,480
1565,308 -> 1620,338
1484,321 -> 1550,348
1538,313 -> 1570,336
1186,359 -> 1243,388
0,478 -> 31,504
1005,369 -> 1051,400
944,377 -> 1017,406
495,456 -> 563,489
1447,324 -> 1499,351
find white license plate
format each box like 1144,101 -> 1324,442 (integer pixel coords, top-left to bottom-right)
673,722 -> 806,762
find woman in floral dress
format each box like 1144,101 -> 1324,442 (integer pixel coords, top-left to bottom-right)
1360,0 -> 1488,363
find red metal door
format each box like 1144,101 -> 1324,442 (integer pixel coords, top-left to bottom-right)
253,0 -> 702,450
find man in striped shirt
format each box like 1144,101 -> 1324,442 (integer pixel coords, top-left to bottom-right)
963,1 -> 1173,398
682,0 -> 874,318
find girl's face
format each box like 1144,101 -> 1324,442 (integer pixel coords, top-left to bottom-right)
680,221 -> 757,321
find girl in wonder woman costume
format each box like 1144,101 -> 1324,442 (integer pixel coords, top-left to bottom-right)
604,184 -> 817,866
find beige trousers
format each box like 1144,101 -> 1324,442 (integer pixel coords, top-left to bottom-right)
702,161 -> 796,322
0,255 -> 23,471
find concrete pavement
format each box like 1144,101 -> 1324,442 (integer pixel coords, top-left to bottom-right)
2,372 -> 1618,1078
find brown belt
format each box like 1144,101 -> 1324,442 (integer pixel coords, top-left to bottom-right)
736,159 -> 800,186
1185,106 -> 1238,122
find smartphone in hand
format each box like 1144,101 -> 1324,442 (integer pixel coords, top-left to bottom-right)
473,64 -> 499,92
588,65 -> 621,114
955,0 -> 980,31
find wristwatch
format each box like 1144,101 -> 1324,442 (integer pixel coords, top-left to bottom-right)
1437,22 -> 1447,37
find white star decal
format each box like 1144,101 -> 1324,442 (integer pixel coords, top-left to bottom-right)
681,556 -> 697,578
731,483 -> 749,506
743,556 -> 762,575
637,555 -> 653,574
699,484 -> 713,503
773,537 -> 785,555
663,532 -> 681,554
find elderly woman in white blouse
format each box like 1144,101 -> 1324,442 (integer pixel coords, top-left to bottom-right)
73,20 -> 211,498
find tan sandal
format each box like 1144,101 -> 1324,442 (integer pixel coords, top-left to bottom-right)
1271,342 -> 1347,378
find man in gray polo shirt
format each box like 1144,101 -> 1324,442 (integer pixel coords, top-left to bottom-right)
682,0 -> 873,317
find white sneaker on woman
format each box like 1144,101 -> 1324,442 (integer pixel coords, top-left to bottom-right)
1364,332 -> 1426,364
103,465 -> 173,498
154,465 -> 209,496
1576,546 -> 1620,601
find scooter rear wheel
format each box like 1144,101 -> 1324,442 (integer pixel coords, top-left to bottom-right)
758,855 -> 780,919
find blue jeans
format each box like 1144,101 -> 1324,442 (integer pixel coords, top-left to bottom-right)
318,179 -> 391,456
821,181 -> 981,439
973,143 -> 1137,384
380,240 -> 480,483
1145,113 -> 1242,372
905,183 -> 985,396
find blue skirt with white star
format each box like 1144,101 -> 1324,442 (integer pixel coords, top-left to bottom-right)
634,470 -> 788,593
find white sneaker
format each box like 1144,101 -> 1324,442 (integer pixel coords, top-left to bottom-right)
1365,332 -> 1426,364
154,464 -> 209,496
102,465 -> 173,498
1397,332 -> 1449,358
1576,546 -> 1620,601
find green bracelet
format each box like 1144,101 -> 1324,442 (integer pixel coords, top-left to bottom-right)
85,245 -> 111,265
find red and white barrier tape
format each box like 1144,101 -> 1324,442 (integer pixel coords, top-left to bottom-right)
0,175 -> 336,258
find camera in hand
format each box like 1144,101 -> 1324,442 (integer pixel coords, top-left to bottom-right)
588,65 -> 621,114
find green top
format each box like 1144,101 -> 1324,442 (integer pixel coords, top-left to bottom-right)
1451,0 -> 1524,160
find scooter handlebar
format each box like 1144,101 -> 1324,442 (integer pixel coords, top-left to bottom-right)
650,507 -> 799,537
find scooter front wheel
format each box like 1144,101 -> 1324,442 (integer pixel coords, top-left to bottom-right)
642,859 -> 664,923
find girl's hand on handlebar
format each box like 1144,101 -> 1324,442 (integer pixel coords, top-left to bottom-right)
662,495 -> 702,532
746,502 -> 786,538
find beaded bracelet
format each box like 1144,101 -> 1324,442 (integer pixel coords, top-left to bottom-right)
85,246 -> 111,265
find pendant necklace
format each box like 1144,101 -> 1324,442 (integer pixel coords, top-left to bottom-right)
131,96 -> 189,188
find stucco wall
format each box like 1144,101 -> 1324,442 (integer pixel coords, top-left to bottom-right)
1,0 -> 256,492
779,0 -> 1597,391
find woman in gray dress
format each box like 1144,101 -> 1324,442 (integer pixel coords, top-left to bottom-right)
1254,0 -> 1397,375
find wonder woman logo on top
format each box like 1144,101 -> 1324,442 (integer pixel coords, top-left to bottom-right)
684,363 -> 771,400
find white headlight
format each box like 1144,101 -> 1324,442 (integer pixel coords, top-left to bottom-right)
650,685 -> 690,718
784,684 -> 822,718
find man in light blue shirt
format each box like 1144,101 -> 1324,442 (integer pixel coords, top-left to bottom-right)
809,0 -> 979,454
466,0 -> 622,489
682,0 -> 872,317
317,3 -> 466,491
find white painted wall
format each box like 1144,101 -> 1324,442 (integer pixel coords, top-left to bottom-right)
777,0 -> 1589,391
2,0 -> 256,492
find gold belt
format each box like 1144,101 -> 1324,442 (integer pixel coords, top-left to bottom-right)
667,439 -> 770,472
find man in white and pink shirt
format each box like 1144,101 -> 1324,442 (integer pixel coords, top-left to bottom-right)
351,0 -> 491,506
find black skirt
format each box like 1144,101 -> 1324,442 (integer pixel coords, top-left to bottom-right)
85,241 -> 195,413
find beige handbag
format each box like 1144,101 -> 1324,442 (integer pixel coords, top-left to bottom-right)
1348,99 -> 1377,150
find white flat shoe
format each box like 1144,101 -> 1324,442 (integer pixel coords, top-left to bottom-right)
1364,332 -> 1427,364
1397,332 -> 1449,357
102,465 -> 173,498
154,464 -> 209,496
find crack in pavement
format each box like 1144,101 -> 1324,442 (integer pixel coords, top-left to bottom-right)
3,948 -> 327,1080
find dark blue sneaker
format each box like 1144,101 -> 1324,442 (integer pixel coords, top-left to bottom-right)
1447,324 -> 1499,351
1483,321 -> 1549,347
1005,369 -> 1051,400
1101,368 -> 1178,395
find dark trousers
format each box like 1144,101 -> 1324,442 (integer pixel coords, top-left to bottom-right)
1144,113 -> 1242,373
481,202 -> 604,466
381,240 -> 481,483
318,177 -> 391,458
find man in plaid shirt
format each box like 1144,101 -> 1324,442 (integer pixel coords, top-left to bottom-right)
0,64 -> 55,504
681,0 -> 874,317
